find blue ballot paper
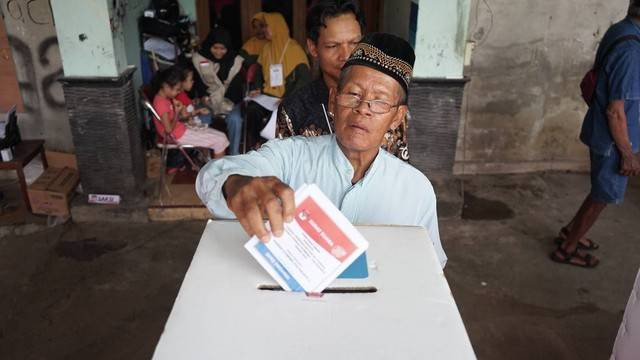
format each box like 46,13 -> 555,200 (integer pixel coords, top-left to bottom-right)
338,252 -> 369,278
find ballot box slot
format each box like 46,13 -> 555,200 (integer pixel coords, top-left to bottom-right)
257,285 -> 377,294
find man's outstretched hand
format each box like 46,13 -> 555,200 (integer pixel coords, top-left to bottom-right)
223,175 -> 295,242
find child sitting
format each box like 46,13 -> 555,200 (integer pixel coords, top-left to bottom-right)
175,65 -> 213,126
152,66 -> 229,159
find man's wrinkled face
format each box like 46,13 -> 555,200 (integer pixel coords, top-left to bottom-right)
307,13 -> 362,86
329,65 -> 407,154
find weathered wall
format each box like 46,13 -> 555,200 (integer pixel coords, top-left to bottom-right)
455,0 -> 629,174
413,0 -> 471,79
1,0 -> 72,152
383,0 -> 412,41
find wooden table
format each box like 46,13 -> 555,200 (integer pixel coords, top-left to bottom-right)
0,140 -> 47,212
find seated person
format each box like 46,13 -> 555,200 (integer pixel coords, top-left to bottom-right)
176,65 -> 213,125
225,12 -> 311,151
196,33 -> 446,268
276,0 -> 410,161
192,28 -> 244,154
152,66 -> 229,159
239,12 -> 268,65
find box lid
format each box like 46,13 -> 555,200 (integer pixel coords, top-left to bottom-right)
29,168 -> 63,191
29,167 -> 79,194
49,167 -> 79,193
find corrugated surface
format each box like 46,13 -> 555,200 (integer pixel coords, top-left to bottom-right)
408,80 -> 466,177
62,72 -> 145,200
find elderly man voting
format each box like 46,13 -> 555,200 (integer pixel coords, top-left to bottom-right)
196,33 -> 446,268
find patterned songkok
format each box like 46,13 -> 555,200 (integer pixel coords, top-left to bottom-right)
343,33 -> 416,95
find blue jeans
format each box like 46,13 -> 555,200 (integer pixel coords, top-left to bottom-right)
225,103 -> 244,155
590,149 -> 629,204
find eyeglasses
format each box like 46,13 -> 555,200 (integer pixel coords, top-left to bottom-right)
336,94 -> 400,114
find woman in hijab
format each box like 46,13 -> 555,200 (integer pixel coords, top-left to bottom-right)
226,12 -> 311,151
239,12 -> 268,65
192,27 -> 245,154
257,12 -> 310,99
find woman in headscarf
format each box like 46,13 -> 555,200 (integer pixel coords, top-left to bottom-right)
226,12 -> 311,151
239,12 -> 268,65
192,27 -> 245,155
257,12 -> 310,98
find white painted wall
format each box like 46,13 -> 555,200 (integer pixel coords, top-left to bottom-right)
50,0 -> 121,77
413,0 -> 471,79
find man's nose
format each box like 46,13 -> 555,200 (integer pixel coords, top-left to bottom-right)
339,44 -> 351,61
353,99 -> 373,116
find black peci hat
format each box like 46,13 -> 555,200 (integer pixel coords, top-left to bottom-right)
343,33 -> 416,94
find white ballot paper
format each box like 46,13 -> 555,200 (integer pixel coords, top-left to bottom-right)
244,94 -> 281,111
244,184 -> 369,293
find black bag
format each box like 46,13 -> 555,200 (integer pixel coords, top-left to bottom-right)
140,17 -> 180,38
0,108 -> 21,150
151,0 -> 180,22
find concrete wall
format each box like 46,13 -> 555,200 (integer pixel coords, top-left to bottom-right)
1,0 -> 72,152
121,0 -> 148,90
178,0 -> 196,22
455,0 -> 629,174
50,0 -> 127,77
382,0 -> 412,41
413,0 -> 471,79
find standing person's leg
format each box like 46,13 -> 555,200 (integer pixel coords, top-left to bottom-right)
225,103 -> 243,155
551,149 -> 628,267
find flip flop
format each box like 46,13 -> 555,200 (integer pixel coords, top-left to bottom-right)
550,244 -> 599,268
554,227 -> 599,250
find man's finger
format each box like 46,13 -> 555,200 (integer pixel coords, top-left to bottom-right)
237,213 -> 254,237
262,195 -> 284,237
245,204 -> 270,242
274,182 -> 295,222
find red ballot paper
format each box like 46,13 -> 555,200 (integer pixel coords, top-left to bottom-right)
244,184 -> 369,292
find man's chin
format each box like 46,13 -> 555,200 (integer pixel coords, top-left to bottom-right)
336,137 -> 377,155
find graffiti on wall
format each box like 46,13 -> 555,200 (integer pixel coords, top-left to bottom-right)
2,0 -> 66,113
5,0 -> 52,25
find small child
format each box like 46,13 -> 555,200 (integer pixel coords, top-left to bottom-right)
175,65 -> 213,125
152,66 -> 229,160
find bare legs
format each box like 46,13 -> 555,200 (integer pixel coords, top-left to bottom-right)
553,194 -> 606,266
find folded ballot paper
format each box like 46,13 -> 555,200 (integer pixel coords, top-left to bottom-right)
244,184 -> 369,293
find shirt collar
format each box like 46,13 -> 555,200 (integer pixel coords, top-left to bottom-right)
627,16 -> 640,33
330,135 -> 384,186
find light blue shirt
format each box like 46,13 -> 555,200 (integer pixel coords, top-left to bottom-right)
196,135 -> 446,267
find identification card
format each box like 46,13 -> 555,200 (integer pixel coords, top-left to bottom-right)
269,63 -> 284,87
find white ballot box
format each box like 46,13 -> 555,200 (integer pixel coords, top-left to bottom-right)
152,221 -> 476,360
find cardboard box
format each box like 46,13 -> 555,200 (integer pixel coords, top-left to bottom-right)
28,167 -> 79,216
45,151 -> 78,170
152,221 -> 476,360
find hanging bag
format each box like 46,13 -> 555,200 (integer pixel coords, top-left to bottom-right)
0,107 -> 21,150
580,34 -> 640,105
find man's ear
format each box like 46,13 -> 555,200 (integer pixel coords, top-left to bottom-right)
390,105 -> 408,131
328,87 -> 337,115
306,38 -> 319,58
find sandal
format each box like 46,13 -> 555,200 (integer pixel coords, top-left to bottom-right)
550,244 -> 599,268
554,227 -> 599,250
